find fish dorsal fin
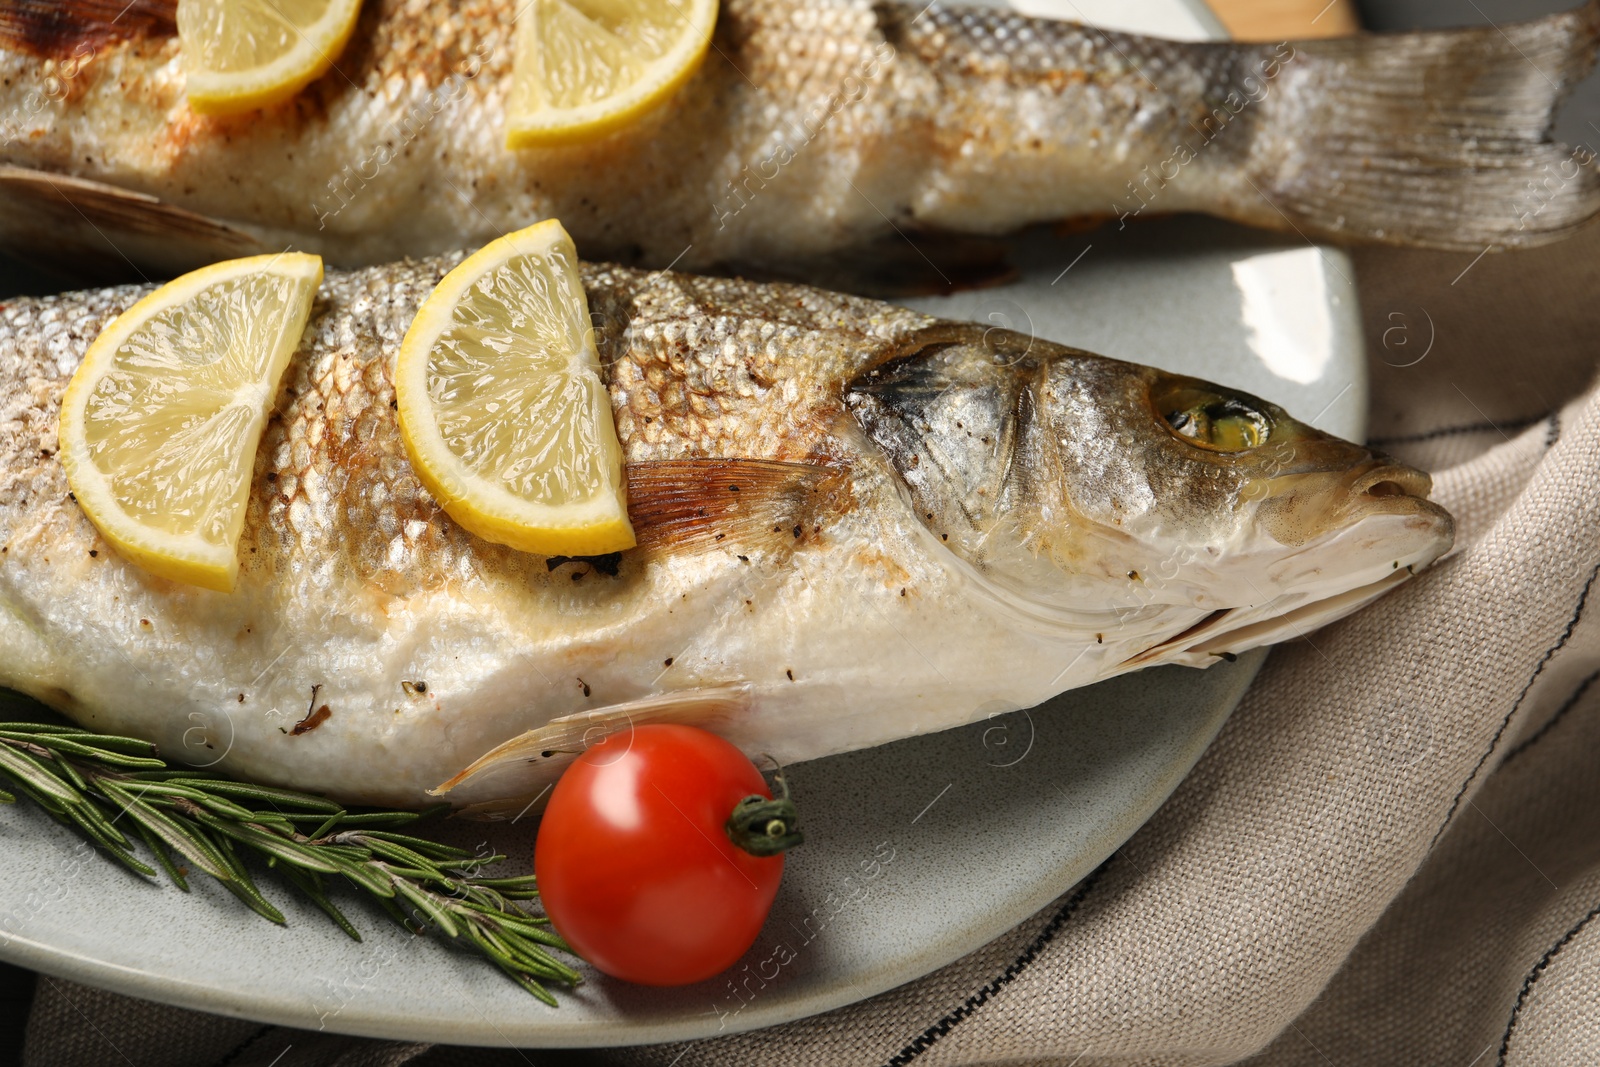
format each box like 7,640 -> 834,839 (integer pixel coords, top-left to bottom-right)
0,0 -> 175,59
0,166 -> 271,284
625,457 -> 844,552
430,684 -> 754,803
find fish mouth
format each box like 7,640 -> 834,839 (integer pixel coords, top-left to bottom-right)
1340,460 -> 1446,517
1253,455 -> 1451,551
1340,461 -> 1455,536
1120,463 -> 1453,669
1346,460 -> 1430,500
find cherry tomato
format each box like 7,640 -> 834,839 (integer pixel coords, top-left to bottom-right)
535,724 -> 802,986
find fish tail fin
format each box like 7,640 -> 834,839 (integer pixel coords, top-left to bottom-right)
1240,0 -> 1600,250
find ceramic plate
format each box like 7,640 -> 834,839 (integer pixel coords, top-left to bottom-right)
0,1 -> 1367,1048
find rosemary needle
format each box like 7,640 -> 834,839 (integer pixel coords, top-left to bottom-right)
0,723 -> 581,1004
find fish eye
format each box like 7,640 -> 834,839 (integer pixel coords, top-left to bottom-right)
1153,384 -> 1271,452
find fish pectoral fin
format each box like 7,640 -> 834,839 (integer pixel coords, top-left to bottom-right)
0,166 -> 272,285
429,683 -> 754,799
626,458 -> 844,553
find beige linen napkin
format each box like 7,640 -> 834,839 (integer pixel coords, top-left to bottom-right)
20,224 -> 1600,1066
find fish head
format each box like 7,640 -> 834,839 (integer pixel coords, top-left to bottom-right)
849,325 -> 1454,663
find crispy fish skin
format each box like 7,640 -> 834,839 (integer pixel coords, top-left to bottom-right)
0,0 -> 1596,278
0,257 -> 1450,808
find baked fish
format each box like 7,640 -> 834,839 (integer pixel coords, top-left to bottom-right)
0,0 -> 1597,285
0,255 -> 1452,809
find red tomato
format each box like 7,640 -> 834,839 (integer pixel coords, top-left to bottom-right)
535,724 -> 801,986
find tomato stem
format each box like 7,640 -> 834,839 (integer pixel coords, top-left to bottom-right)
725,760 -> 803,857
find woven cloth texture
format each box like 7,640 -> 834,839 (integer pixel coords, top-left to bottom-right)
18,225 -> 1600,1066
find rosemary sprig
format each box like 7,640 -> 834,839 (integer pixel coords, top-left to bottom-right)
0,723 -> 581,1004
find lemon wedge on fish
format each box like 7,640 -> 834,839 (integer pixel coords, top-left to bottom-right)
178,0 -> 364,115
395,220 -> 635,556
59,253 -> 324,593
505,0 -> 718,147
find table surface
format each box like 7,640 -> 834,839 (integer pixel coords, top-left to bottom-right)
1213,0 -> 1358,38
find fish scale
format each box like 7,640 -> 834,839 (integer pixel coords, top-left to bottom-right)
0,255 -> 1450,809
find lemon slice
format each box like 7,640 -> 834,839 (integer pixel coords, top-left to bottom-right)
395,220 -> 635,556
506,0 -> 718,147
59,253 -> 323,593
178,0 -> 363,115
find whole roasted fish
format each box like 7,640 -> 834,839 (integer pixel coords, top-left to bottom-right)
0,0 -> 1596,284
0,255 -> 1451,809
